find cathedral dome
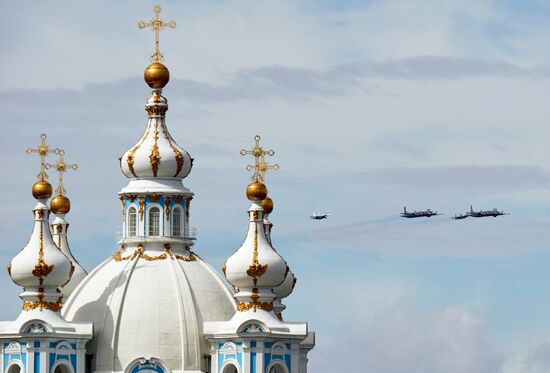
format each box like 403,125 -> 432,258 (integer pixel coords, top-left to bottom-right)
62,248 -> 236,372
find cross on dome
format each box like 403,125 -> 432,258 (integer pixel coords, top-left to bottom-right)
138,4 -> 176,63
26,133 -> 60,180
46,149 -> 78,195
241,135 -> 279,183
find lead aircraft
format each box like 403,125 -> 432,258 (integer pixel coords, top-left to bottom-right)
468,206 -> 508,218
310,213 -> 330,220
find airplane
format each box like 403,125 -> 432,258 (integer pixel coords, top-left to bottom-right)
468,206 -> 508,218
453,213 -> 469,220
400,207 -> 441,218
310,213 -> 330,220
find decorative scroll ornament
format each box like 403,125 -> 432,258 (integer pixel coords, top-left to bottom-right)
164,196 -> 171,220
32,217 -> 54,284
138,4 -> 176,63
23,299 -> 62,312
26,133 -> 60,180
237,290 -> 273,312
246,220 -> 267,284
161,123 -> 184,176
149,120 -> 161,176
113,243 -> 196,262
240,135 -> 279,183
139,197 -> 145,221
127,132 -> 149,178
45,149 -> 78,195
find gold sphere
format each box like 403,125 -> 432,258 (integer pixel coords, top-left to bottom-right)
246,182 -> 268,201
260,197 -> 274,214
144,62 -> 170,89
32,180 -> 52,200
50,194 -> 71,215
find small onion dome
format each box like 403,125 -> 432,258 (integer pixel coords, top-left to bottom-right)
274,268 -> 296,301
50,194 -> 71,215
32,179 -> 52,200
260,197 -> 273,214
224,204 -> 287,290
246,182 -> 267,201
9,202 -> 72,289
144,62 -> 170,89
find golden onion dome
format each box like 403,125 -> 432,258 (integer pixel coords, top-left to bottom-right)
32,180 -> 53,200
246,182 -> 268,201
50,194 -> 71,215
144,62 -> 170,89
260,197 -> 273,214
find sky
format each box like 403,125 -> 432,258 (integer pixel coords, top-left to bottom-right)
2,0 -> 550,371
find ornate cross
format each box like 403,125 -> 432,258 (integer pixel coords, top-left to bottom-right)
240,135 -> 279,183
46,150 -> 78,195
26,133 -> 60,180
138,5 -> 176,63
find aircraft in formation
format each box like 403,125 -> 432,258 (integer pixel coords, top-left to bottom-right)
400,207 -> 441,218
402,206 -> 509,219
310,213 -> 330,220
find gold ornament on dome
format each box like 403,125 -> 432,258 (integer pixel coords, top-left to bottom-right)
237,291 -> 273,312
138,4 -> 176,63
149,121 -> 161,176
22,298 -> 63,312
246,223 -> 268,283
126,131 -> 149,178
32,216 -> 54,284
240,135 -> 279,183
26,133 -> 60,181
161,122 -> 185,176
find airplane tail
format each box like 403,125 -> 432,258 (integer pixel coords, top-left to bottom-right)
403,206 -> 407,213
470,205 -> 473,213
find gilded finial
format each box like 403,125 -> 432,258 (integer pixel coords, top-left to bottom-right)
240,135 -> 279,183
46,150 -> 78,196
138,4 -> 176,63
26,133 -> 60,181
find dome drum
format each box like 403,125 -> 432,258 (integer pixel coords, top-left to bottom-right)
119,193 -> 195,243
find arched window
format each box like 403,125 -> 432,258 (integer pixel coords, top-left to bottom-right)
7,364 -> 21,373
128,207 -> 137,237
222,364 -> 238,373
268,363 -> 286,373
148,206 -> 160,236
172,208 -> 182,237
53,364 -> 72,373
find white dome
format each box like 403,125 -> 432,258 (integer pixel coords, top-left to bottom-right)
62,248 -> 236,373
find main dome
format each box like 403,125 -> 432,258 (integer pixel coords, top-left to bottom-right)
62,248 -> 236,372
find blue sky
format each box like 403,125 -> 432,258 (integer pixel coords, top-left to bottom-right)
3,1 -> 550,372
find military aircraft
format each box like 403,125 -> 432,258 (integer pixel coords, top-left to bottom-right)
400,207 -> 441,218
468,206 -> 508,218
310,213 -> 330,220
453,213 -> 469,220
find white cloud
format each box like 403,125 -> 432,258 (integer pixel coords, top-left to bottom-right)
310,299 -> 502,373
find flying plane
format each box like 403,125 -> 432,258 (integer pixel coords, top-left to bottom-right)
310,213 -> 330,220
468,206 -> 508,218
400,207 -> 441,218
453,213 -> 469,220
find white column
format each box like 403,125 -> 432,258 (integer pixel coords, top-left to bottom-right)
211,347 -> 218,373
255,342 -> 264,373
242,345 -> 250,373
26,344 -> 35,373
290,344 -> 299,373
76,341 -> 87,373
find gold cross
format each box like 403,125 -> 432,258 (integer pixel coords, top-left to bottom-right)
240,135 -> 279,183
26,133 -> 60,180
138,5 -> 176,63
46,149 -> 78,195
